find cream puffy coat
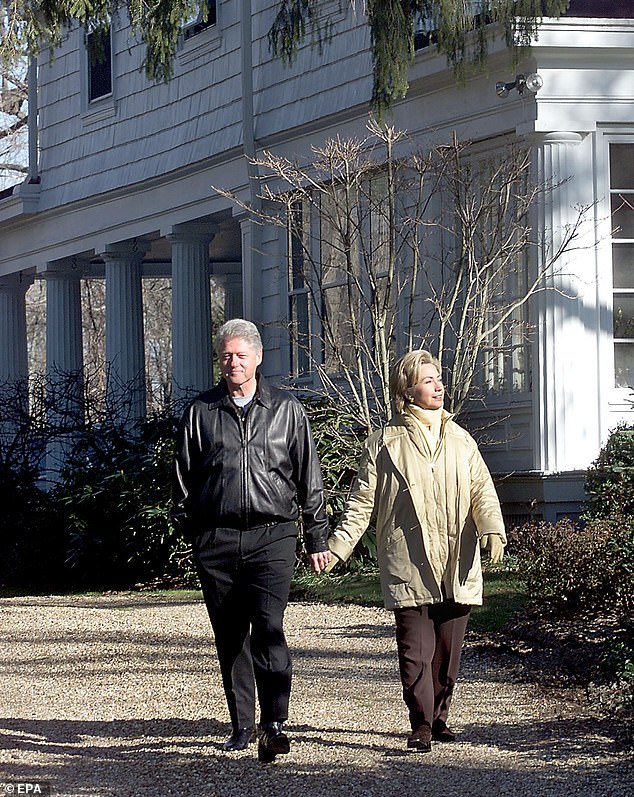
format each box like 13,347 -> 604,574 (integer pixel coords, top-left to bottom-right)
328,411 -> 506,609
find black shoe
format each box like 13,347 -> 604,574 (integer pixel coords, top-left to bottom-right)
257,721 -> 290,763
222,727 -> 256,751
407,724 -> 432,753
431,720 -> 456,743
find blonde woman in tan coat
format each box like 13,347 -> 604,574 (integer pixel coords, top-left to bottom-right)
319,350 -> 506,753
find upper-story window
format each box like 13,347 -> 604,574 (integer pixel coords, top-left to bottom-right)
183,0 -> 217,40
610,142 -> 634,388
414,1 -> 486,51
86,26 -> 112,102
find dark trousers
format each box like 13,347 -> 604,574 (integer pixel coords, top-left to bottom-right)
194,522 -> 297,730
394,601 -> 471,732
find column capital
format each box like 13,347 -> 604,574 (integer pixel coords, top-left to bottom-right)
0,271 -> 34,293
39,257 -> 86,280
100,238 -> 150,261
522,131 -> 585,147
167,221 -> 217,244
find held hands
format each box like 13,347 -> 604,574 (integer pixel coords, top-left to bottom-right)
481,534 -> 505,564
310,550 -> 334,574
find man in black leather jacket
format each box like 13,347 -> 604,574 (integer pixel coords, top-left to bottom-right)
172,319 -> 332,762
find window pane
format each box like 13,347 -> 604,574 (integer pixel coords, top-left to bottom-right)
323,286 -> 357,372
87,27 -> 112,102
288,198 -> 312,377
609,143 -> 634,188
612,244 -> 634,289
614,343 -> 634,388
370,175 -> 390,274
611,193 -> 634,239
290,293 -> 310,377
613,294 -> 634,339
183,1 -> 217,39
289,203 -> 308,290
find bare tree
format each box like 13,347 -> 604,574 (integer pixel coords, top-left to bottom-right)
0,57 -> 28,188
215,121 -> 590,430
26,273 -> 227,418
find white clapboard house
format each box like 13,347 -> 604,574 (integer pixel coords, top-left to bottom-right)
0,0 -> 633,520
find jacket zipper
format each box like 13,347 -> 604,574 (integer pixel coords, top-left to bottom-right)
239,407 -> 250,528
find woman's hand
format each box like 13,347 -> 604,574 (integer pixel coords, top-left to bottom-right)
481,534 -> 505,564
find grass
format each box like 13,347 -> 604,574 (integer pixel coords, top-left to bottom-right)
290,562 -> 526,634
1,566 -> 526,634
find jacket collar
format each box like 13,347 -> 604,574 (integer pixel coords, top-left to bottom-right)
381,411 -> 453,475
206,372 -> 272,410
383,409 -> 452,437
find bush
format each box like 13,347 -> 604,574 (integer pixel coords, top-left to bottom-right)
509,516 -> 634,614
600,636 -> 634,720
0,378 -> 68,591
585,423 -> 634,519
0,465 -> 68,592
58,416 -> 196,590
303,399 -> 377,564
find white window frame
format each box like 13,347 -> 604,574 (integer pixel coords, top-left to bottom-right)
80,25 -> 116,124
604,135 -> 634,397
178,0 -> 222,65
287,197 -> 314,381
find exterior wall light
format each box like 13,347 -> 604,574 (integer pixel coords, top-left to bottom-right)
495,72 -> 543,98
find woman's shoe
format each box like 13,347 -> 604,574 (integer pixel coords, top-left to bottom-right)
407,724 -> 432,753
431,720 -> 456,742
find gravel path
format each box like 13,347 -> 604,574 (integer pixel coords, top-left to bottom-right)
0,594 -> 631,797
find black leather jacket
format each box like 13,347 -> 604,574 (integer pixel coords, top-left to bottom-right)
172,375 -> 329,553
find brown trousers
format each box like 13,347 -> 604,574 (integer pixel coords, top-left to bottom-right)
394,601 -> 471,732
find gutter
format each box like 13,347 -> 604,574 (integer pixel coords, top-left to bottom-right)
240,0 -> 262,319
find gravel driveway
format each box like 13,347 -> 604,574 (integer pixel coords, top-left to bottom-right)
0,594 -> 630,797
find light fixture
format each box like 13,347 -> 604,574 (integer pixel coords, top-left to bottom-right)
495,72 -> 543,98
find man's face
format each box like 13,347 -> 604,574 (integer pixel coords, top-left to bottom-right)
219,336 -> 262,393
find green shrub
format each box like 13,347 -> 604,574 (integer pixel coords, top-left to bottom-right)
0,379 -> 68,592
58,416 -> 196,590
585,424 -> 634,519
509,516 -> 634,614
304,399 -> 377,565
0,465 -> 68,591
600,636 -> 634,724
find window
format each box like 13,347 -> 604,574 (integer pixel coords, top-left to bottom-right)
320,188 -> 361,373
86,27 -> 112,103
183,0 -> 217,40
481,259 -> 530,394
466,152 -> 531,395
610,143 -> 634,388
288,200 -> 312,378
414,1 -> 486,51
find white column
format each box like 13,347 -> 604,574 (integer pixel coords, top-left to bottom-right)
101,240 -> 148,423
45,260 -> 84,383
42,260 -> 85,479
530,131 -> 598,473
0,273 -> 31,387
169,222 -> 215,401
237,213 -> 262,323
222,271 -> 244,320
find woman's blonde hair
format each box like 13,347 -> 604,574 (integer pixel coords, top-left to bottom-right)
389,350 -> 442,413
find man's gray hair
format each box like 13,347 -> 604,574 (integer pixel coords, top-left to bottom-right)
215,318 -> 263,354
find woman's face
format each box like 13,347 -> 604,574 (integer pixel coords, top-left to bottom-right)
408,363 -> 444,410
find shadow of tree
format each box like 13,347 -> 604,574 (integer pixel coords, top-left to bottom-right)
0,716 -> 630,797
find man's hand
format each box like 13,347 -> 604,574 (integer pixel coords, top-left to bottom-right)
481,534 -> 505,564
310,550 -> 334,574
